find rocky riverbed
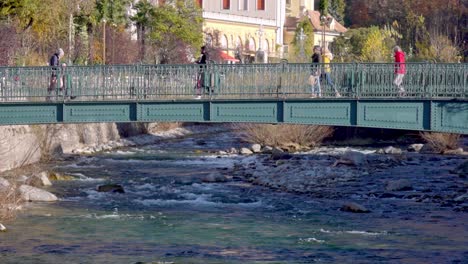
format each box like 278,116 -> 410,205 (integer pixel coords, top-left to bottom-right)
0,128 -> 467,263
223,146 -> 468,214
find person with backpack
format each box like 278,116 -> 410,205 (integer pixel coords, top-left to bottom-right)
47,48 -> 64,101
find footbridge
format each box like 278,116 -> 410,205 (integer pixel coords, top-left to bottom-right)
0,63 -> 467,134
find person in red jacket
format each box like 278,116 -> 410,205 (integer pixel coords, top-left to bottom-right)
393,46 -> 406,96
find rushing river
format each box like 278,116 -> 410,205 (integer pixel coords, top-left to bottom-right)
1,132 -> 467,263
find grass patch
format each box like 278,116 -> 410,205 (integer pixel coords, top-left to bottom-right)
235,123 -> 334,150
420,132 -> 461,153
0,183 -> 23,222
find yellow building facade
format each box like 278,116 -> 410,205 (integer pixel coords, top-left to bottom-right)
200,0 -> 285,62
199,0 -> 345,62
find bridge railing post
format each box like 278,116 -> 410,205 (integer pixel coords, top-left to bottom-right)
352,63 -> 359,98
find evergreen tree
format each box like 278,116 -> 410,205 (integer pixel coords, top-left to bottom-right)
328,0 -> 345,23
131,0 -> 154,62
319,0 -> 329,16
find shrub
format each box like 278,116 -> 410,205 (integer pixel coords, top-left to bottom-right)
420,132 -> 461,153
0,184 -> 23,221
145,122 -> 182,133
235,123 -> 334,150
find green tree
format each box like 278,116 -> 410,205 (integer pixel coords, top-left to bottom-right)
131,0 -> 154,62
328,0 -> 345,23
319,0 -> 329,16
361,26 -> 392,62
75,0 -> 131,64
291,18 -> 314,62
148,0 -> 203,63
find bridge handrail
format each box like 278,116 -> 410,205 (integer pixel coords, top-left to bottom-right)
0,63 -> 466,102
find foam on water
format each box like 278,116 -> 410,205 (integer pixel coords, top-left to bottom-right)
71,173 -> 105,182
319,228 -> 387,236
134,192 -> 262,208
299,237 -> 326,243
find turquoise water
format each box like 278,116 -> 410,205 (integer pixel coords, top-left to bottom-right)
1,134 -> 467,263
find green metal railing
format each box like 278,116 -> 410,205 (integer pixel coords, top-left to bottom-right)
0,63 -> 466,102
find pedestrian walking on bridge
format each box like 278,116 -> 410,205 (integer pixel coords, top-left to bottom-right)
393,46 -> 406,96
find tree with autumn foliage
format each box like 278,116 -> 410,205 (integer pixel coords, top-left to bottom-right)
344,0 -> 466,61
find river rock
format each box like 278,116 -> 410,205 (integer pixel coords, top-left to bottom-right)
281,142 -> 303,152
451,161 -> 468,177
228,147 -> 238,154
97,184 -> 125,193
420,144 -> 437,154
384,146 -> 403,155
0,223 -> 6,232
16,175 -> 28,183
240,148 -> 253,155
0,177 -> 10,189
218,151 -> 228,155
271,147 -> 286,160
340,202 -> 370,213
261,146 -> 273,154
408,144 -> 424,152
202,173 -> 228,183
19,185 -> 58,202
443,148 -> 464,155
385,179 -> 413,191
251,144 -> 262,153
48,172 -> 76,181
26,172 -> 52,187
334,151 -> 368,167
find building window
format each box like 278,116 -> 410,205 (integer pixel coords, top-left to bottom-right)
257,0 -> 265,10
238,0 -> 248,10
222,0 -> 230,10
196,0 -> 202,8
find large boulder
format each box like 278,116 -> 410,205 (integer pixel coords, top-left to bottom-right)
250,144 -> 262,153
240,148 -> 253,155
383,146 -> 403,155
340,202 -> 370,213
97,184 -> 125,193
408,144 -> 424,152
26,172 -> 52,187
271,147 -> 292,160
202,173 -> 228,183
261,146 -> 273,154
334,151 -> 368,167
19,185 -> 58,202
385,179 -> 413,191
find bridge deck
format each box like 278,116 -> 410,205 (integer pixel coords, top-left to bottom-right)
0,63 -> 467,134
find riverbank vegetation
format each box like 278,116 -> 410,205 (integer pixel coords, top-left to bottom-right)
420,132 -> 461,153
0,183 -> 22,221
236,124 -> 334,150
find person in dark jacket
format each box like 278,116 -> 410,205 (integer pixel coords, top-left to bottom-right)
393,46 -> 406,96
48,48 -> 64,100
310,45 -> 322,98
195,46 -> 208,99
